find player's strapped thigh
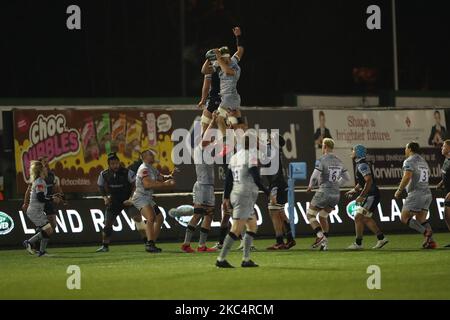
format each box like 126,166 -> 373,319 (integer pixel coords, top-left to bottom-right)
38,222 -> 52,233
307,206 -> 321,224
358,194 -> 380,218
268,203 -> 284,217
36,222 -> 53,238
268,186 -> 287,213
201,114 -> 212,125
218,106 -> 238,125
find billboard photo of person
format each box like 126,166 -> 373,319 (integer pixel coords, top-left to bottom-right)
428,110 -> 447,147
314,111 -> 333,149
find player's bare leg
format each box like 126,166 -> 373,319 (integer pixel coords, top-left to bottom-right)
132,214 -> 148,243
102,220 -> 114,246
241,216 -> 258,267
279,212 -> 296,249
140,205 -> 160,253
401,210 -> 435,249
153,212 -> 164,243
416,211 -> 437,249
25,223 -> 54,256
217,218 -> 247,268
318,212 -> 330,251
363,216 -> 389,249
201,109 -> 213,133
349,213 -> 365,250
307,205 -> 327,249
181,212 -> 202,253
267,210 -> 285,250
197,209 -> 217,252
215,206 -> 232,249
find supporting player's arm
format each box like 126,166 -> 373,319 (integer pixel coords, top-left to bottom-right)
214,49 -> 236,76
198,75 -> 212,108
201,59 -> 214,75
232,27 -> 244,61
395,171 -> 412,199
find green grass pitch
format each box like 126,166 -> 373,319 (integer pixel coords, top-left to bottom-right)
1,233 -> 450,300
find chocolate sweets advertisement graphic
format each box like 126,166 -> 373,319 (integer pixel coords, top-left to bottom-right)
13,109 -> 174,193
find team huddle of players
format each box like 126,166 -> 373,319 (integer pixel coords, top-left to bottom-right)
21,27 -> 450,266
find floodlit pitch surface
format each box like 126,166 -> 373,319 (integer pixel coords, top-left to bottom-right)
1,234 -> 450,299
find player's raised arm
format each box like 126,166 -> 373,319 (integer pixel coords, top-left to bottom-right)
198,75 -> 212,108
201,59 -> 213,75
232,27 -> 244,61
214,48 -> 235,76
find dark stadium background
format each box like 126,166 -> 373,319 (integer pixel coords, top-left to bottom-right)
1,0 -> 450,105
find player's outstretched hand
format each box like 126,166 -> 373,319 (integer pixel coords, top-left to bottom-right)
394,189 -> 402,199
21,203 -> 28,212
355,196 -> 365,205
306,186 -> 312,193
198,100 -> 206,109
345,189 -> 356,199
